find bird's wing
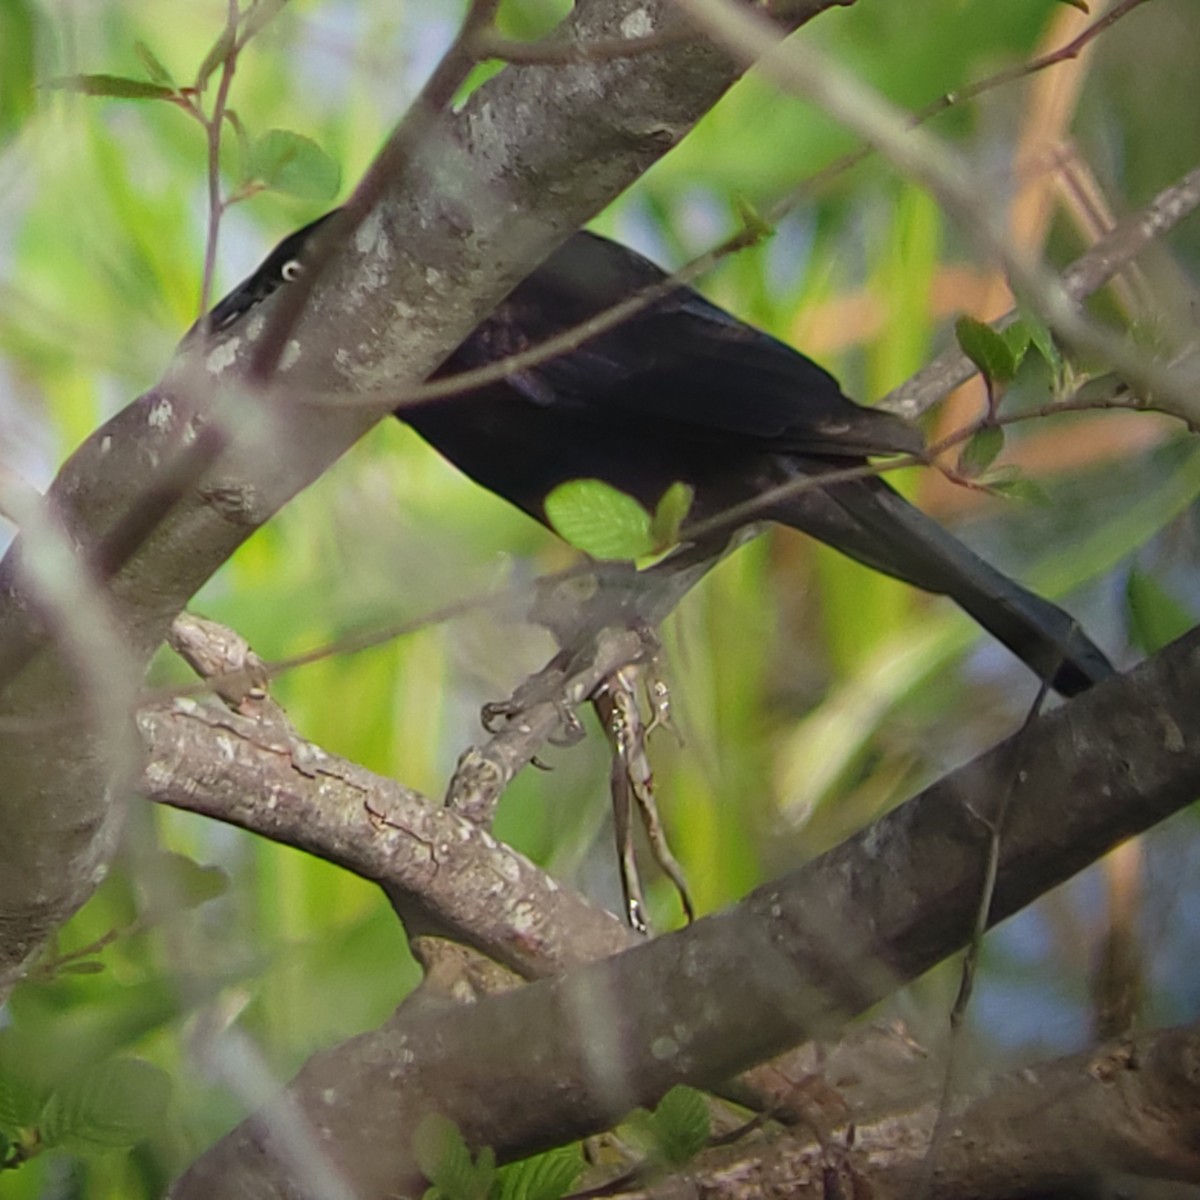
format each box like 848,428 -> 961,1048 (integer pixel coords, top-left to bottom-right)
494,286 -> 923,461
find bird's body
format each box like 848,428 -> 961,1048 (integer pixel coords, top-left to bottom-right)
421,232 -> 922,526
202,216 -> 1115,696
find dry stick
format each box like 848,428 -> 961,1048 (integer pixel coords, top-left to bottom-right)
884,163 -> 1200,419
676,0 -> 1200,425
918,0 -> 1154,124
286,0 -> 1156,418
916,676 -> 1053,1200
198,0 -> 242,318
593,664 -> 695,932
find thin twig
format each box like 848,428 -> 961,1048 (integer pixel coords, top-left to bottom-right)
245,0 -> 503,384
291,143 -> 1195,423
915,678 -> 1052,1200
676,0 -> 1200,424
200,0 -> 244,318
0,369 -> 1173,734
917,0 -> 1155,125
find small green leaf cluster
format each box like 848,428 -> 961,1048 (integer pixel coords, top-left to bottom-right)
618,1085 -> 711,1169
544,480 -> 695,562
46,31 -> 340,205
952,312 -> 1063,504
0,1055 -> 171,1170
414,1115 -> 584,1200
246,129 -> 341,203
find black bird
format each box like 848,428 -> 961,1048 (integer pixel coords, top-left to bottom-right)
202,214 -> 1114,696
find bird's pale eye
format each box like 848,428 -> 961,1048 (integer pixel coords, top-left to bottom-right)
281,260 -> 304,281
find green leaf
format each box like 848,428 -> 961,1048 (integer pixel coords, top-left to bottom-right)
495,1145 -> 584,1200
650,1086 -> 710,1166
1000,321 -> 1031,374
239,0 -> 288,42
650,482 -> 695,552
1126,570 -> 1195,654
249,129 -> 341,201
0,0 -> 38,145
44,74 -> 176,100
958,424 -> 1005,479
194,25 -> 235,90
620,1086 -> 710,1168
39,1059 -> 170,1154
133,40 -> 175,89
154,850 -> 230,910
414,1114 -> 470,1189
1018,309 -> 1063,374
544,479 -> 655,561
412,1114 -> 494,1200
1057,0 -> 1089,11
0,1035 -> 49,1137
955,315 -> 1017,385
0,1069 -> 44,1135
732,194 -> 775,246
981,466 -> 1052,507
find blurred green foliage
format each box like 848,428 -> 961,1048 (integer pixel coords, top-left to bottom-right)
2,0 -> 1199,1193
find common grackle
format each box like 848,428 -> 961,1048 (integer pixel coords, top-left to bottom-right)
201,214 -> 1114,696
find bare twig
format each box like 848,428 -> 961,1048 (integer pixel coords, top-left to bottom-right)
917,678 -> 1051,1200
285,156 -> 1200,420
884,165 -> 1200,418
169,629 -> 1200,1198
917,0 -> 1155,125
246,0 -> 503,384
674,0 -> 1200,423
199,0 -> 242,318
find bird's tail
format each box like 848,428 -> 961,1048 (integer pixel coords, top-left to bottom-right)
767,471 -> 1114,696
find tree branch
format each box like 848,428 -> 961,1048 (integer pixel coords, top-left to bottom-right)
138,692 -> 632,978
0,0 -> 845,995
168,628 -> 1200,1199
619,1023 -> 1200,1200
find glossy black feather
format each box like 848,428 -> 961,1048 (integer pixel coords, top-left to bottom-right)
203,216 -> 1115,695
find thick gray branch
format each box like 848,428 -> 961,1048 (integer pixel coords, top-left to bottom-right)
138,696 -> 632,976
621,1024 -> 1200,1200
168,629 -> 1200,1200
0,0 -> 843,994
